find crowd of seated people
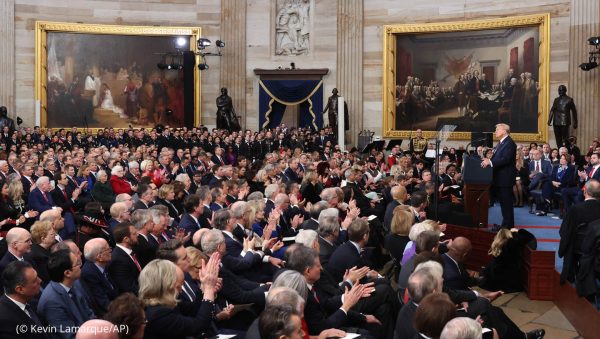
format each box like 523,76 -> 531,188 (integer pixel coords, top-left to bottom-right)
0,122 -> 597,338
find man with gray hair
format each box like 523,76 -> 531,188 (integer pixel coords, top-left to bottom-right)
0,227 -> 35,275
440,317 -> 483,339
246,287 -> 305,338
107,202 -> 131,232
320,188 -> 339,208
317,214 -> 341,266
264,183 -> 280,216
28,175 -> 55,213
395,267 -> 441,339
201,229 -> 267,308
130,209 -> 156,268
301,201 -> 328,230
81,238 -> 117,316
125,161 -> 141,187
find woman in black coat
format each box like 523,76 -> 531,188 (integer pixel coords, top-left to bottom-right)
300,171 -> 323,205
481,228 -> 535,292
141,254 -> 220,339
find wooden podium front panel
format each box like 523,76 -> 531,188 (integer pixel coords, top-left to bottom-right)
463,183 -> 490,227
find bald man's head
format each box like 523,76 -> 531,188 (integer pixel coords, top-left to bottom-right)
193,228 -> 210,248
75,319 -> 119,339
448,237 -> 472,262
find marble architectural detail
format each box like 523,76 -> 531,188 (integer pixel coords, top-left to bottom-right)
221,0 -> 247,128
568,0 -> 600,148
275,0 -> 310,55
0,0 -> 15,116
337,0 -> 363,144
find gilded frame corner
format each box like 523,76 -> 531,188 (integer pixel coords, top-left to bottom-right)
382,13 -> 551,142
35,21 -> 202,130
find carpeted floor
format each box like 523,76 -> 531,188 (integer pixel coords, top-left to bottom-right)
488,204 -> 563,271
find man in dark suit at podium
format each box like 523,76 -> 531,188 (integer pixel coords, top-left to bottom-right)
481,123 -> 517,230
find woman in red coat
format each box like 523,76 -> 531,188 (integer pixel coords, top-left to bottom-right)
110,165 -> 135,195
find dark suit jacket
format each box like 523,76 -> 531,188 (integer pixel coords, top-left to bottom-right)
559,199 -> 600,283
394,301 -> 418,339
51,186 -> 79,212
304,282 -> 364,335
155,198 -> 180,222
0,251 -> 37,277
326,242 -> 365,282
283,167 -> 299,184
30,244 -> 51,285
143,301 -> 215,339
490,136 -> 517,187
21,176 -> 35,199
222,232 -> 261,273
133,234 -> 157,268
80,261 -> 118,316
28,188 -> 54,213
37,281 -> 95,339
133,199 -> 151,210
383,200 -> 401,233
179,213 -> 201,235
528,159 -> 553,189
318,236 -> 337,267
218,265 -> 266,309
442,253 -> 473,291
550,165 -> 577,188
107,246 -> 140,294
0,295 -> 48,339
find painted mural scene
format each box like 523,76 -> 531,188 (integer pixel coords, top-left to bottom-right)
45,33 -> 187,128
395,27 -> 540,134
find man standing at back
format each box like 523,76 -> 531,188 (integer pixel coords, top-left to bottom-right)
481,123 -> 517,230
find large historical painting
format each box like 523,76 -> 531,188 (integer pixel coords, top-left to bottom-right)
382,14 -> 550,142
35,22 -> 201,129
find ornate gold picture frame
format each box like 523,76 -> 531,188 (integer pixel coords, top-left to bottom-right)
382,13 -> 550,142
35,21 -> 201,129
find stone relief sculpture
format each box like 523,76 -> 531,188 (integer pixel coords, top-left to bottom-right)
275,0 -> 310,56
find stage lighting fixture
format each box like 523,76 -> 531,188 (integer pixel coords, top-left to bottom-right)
176,37 -> 187,47
215,40 -> 225,48
580,60 -> 598,71
197,38 -> 211,49
588,36 -> 600,46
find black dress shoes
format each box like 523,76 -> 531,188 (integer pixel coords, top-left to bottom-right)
535,211 -> 547,216
525,328 -> 545,339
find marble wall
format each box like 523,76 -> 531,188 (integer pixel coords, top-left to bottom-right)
3,0 -> 599,147
11,0 -> 221,127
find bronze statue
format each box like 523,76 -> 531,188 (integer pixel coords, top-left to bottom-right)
0,106 -> 15,132
548,85 -> 577,148
216,87 -> 240,131
322,88 -> 349,132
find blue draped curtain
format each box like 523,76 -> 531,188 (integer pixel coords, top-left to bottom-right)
258,79 -> 323,130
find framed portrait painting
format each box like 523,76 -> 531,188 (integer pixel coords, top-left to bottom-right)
382,14 -> 550,142
35,21 -> 201,129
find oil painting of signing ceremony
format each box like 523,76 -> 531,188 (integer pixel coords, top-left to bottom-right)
395,27 -> 540,133
46,33 -> 185,128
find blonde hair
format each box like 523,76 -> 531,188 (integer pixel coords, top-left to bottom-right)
139,259 -> 178,308
246,199 -> 265,226
158,184 -> 174,200
409,220 -> 439,242
7,178 -> 25,204
302,170 -> 318,185
488,229 -> 513,257
391,205 -> 413,236
30,221 -> 53,244
186,246 -> 208,269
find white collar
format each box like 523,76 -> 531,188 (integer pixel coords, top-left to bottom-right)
499,135 -> 508,144
116,244 -> 133,256
6,295 -> 27,312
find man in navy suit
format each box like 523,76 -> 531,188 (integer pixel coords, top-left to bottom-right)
282,158 -> 300,184
28,176 -> 55,214
80,238 -> 117,316
481,123 -> 517,229
0,227 -> 36,276
179,194 -> 205,237
37,249 -> 95,339
528,149 -> 554,215
0,261 -> 48,339
562,153 -> 600,210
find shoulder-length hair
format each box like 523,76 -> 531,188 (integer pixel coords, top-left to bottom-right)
138,259 -> 179,309
488,228 -> 513,257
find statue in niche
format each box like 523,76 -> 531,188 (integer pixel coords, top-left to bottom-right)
216,87 -> 241,131
275,0 -> 310,56
322,88 -> 349,140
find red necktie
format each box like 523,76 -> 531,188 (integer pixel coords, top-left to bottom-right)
42,191 -> 49,202
535,162 -> 540,172
130,253 -> 142,271
590,167 -> 597,180
62,189 -> 75,213
311,286 -> 320,303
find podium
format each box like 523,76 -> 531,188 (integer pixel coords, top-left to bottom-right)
462,155 -> 493,227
